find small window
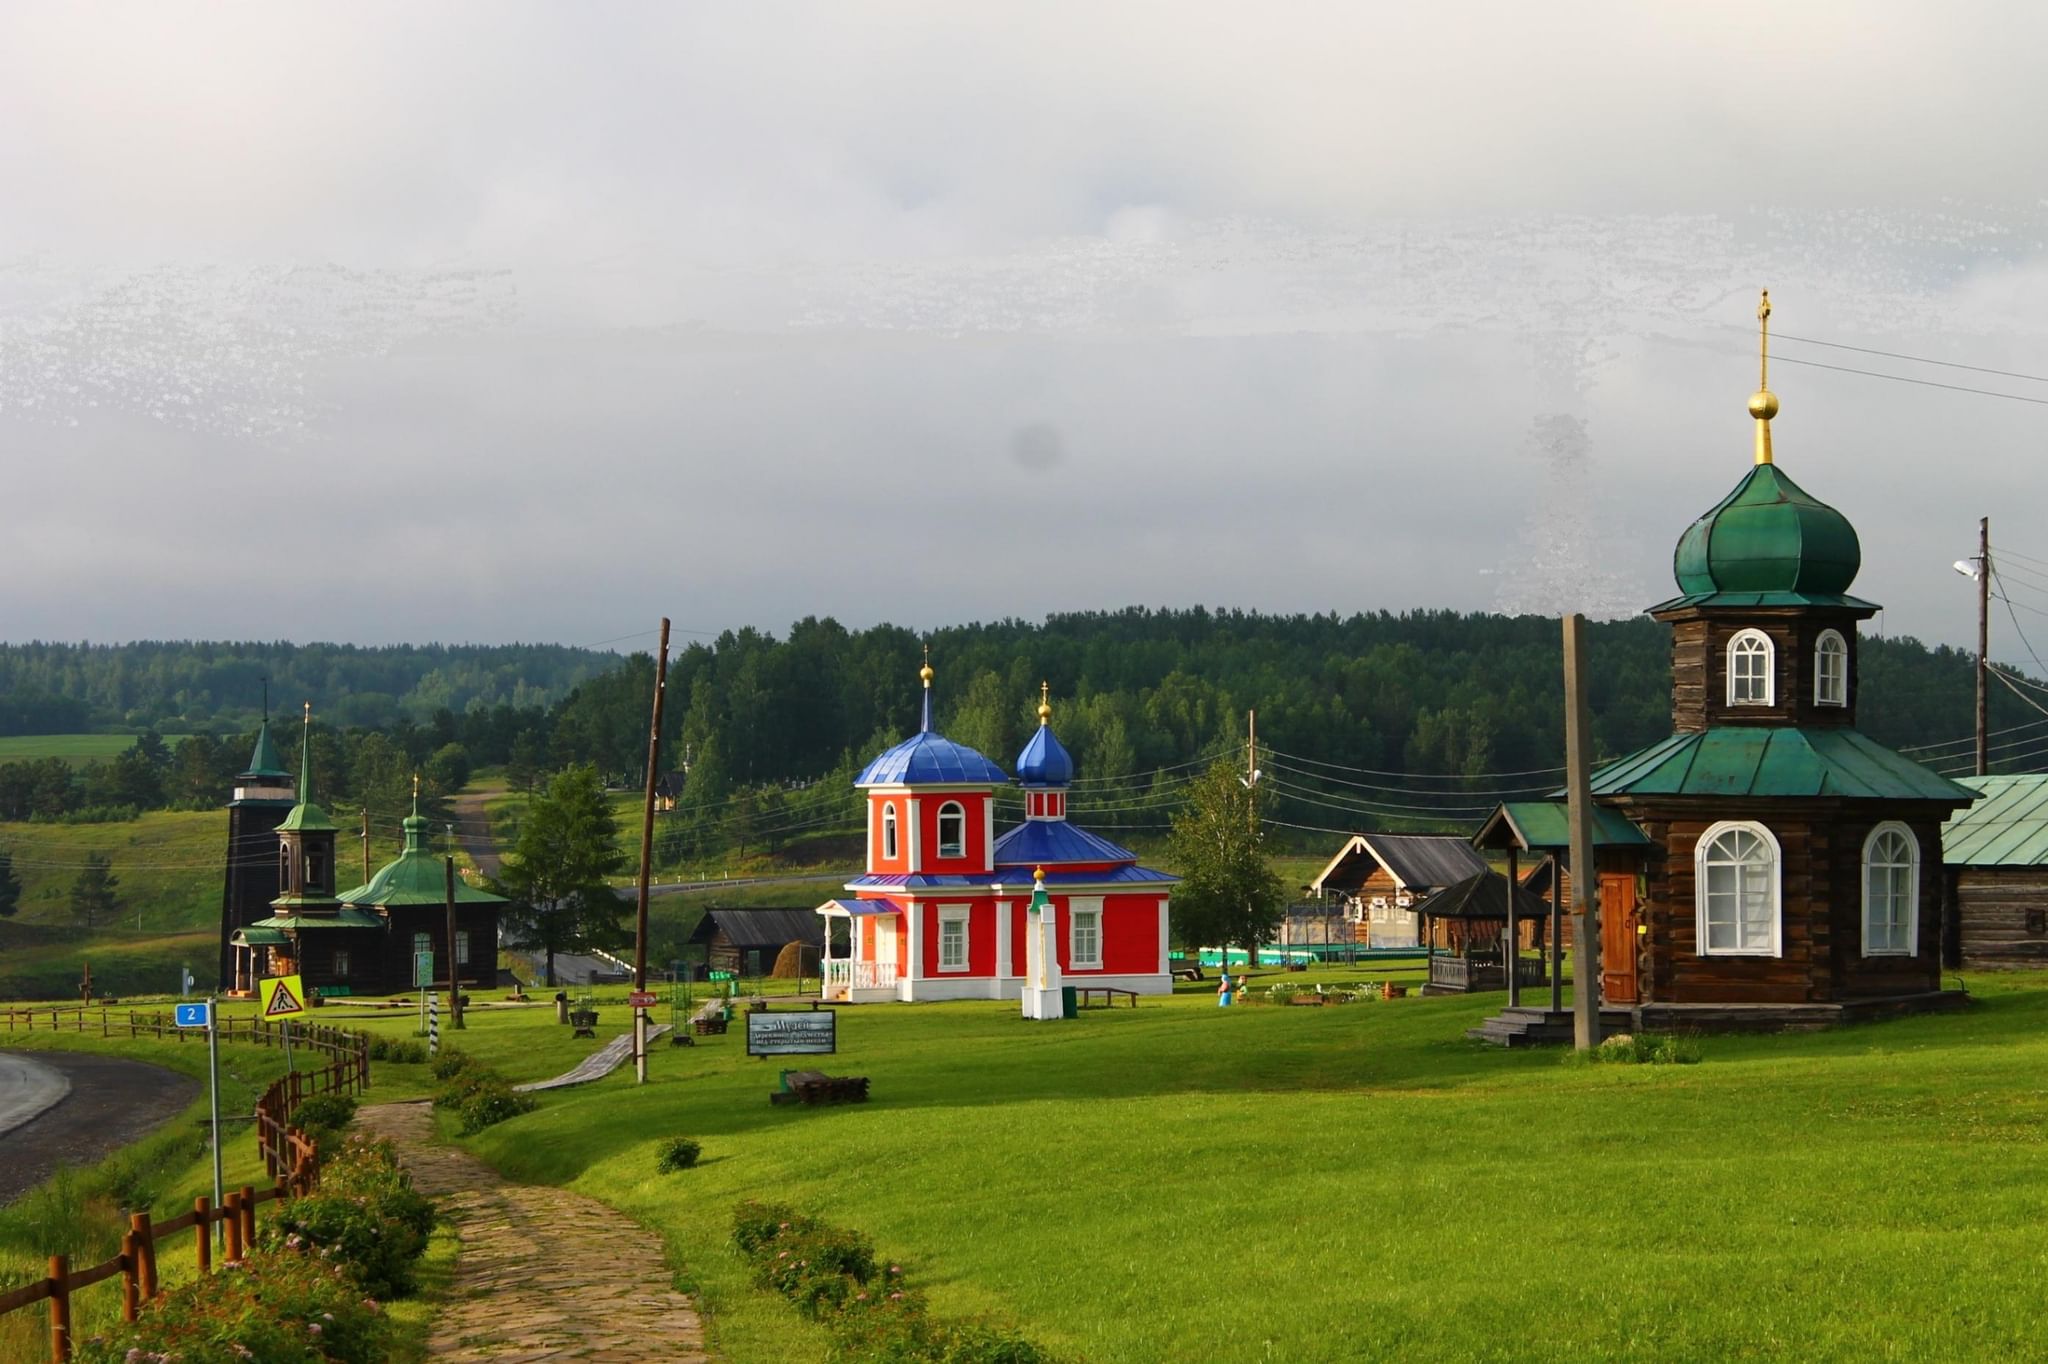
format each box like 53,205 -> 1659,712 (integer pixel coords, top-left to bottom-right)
1815,630 -> 1848,707
279,845 -> 291,886
332,948 -> 351,976
882,804 -> 898,860
306,849 -> 325,893
938,908 -> 969,972
455,931 -> 471,966
1695,821 -> 1780,955
1863,823 -> 1919,956
413,931 -> 433,964
937,801 -> 966,858
1070,907 -> 1102,969
1728,629 -> 1774,706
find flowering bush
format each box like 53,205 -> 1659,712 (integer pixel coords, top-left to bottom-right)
75,1249 -> 389,1364
429,1047 -> 479,1082
262,1137 -> 435,1298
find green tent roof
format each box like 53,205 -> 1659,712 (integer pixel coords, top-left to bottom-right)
1588,727 -> 1977,803
240,721 -> 292,781
1474,802 -> 1654,851
248,907 -> 385,930
277,714 -> 336,832
1941,775 -> 2048,866
1670,463 -> 1864,604
337,813 -> 506,907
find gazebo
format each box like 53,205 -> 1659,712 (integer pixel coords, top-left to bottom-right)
1411,871 -> 1554,995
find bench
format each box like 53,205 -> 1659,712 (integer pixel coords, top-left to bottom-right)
1171,966 -> 1206,982
1074,986 -> 1139,1010
770,1070 -> 870,1106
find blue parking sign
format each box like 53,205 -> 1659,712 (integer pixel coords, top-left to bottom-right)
174,1002 -> 212,1029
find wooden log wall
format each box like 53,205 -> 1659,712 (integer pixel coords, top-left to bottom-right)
1956,868 -> 2048,968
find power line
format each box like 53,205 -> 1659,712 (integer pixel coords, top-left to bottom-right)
1992,572 -> 2048,678
1263,756 -> 1559,799
1262,745 -> 1566,781
1776,332 -> 2048,387
1769,353 -> 2048,407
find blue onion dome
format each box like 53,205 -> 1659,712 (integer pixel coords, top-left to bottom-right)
1014,683 -> 1074,786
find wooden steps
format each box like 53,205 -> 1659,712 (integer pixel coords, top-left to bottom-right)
1467,1006 -> 1632,1048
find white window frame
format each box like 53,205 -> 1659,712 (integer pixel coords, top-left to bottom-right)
413,930 -> 433,962
1069,902 -> 1103,969
455,930 -> 471,966
1694,820 -> 1782,957
332,947 -> 351,976
1861,822 -> 1919,957
936,800 -> 967,858
1727,629 -> 1775,707
1815,629 -> 1848,707
937,905 -> 971,973
882,803 -> 898,860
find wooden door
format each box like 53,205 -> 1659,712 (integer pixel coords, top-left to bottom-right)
1599,874 -> 1640,1006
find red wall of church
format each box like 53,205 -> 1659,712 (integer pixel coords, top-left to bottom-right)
915,898 -> 998,976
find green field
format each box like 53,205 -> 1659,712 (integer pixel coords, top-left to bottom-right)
0,734 -> 182,766
299,972 -> 2048,1363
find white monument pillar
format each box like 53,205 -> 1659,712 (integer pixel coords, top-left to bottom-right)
1021,868 -> 1064,1021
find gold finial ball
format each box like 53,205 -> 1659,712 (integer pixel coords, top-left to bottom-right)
919,663 -> 934,686
1033,865 -> 1046,884
1038,700 -> 1053,722
1748,389 -> 1779,421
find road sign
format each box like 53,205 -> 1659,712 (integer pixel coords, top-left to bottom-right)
259,973 -> 308,1019
746,1009 -> 837,1057
413,950 -> 435,989
174,1001 -> 212,1028
708,970 -> 736,982
628,990 -> 659,1008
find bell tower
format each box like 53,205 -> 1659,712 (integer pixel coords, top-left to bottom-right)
216,695 -> 297,989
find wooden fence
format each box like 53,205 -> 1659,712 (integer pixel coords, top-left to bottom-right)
0,1012 -> 372,1361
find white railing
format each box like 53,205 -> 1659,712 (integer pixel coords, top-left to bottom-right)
824,959 -> 896,993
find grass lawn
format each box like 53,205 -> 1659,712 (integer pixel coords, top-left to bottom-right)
319,971 -> 2048,1363
0,734 -> 178,766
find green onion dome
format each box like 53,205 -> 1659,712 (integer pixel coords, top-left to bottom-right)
1673,462 -> 1861,598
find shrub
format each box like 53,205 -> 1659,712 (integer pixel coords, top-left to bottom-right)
294,1094 -> 358,1135
367,1036 -> 428,1065
657,1137 -> 702,1173
76,1248 -> 391,1364
429,1047 -> 479,1082
733,1200 -> 817,1257
453,1079 -> 537,1135
1570,1032 -> 1704,1066
264,1138 -> 435,1298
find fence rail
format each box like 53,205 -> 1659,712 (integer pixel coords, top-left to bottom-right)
0,1016 -> 372,1361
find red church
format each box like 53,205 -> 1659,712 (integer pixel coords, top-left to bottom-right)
819,665 -> 1176,1003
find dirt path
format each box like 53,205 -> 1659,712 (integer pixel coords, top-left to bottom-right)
0,1051 -> 199,1204
356,1102 -> 708,1362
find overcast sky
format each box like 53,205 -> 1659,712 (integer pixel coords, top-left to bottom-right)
5,2 -> 2048,663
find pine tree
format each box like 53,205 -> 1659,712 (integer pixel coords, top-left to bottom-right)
0,848 -> 21,919
491,765 -> 628,986
69,854 -> 120,930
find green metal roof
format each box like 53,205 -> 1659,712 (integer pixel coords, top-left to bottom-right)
1474,801 -> 1654,851
1941,775 -> 2048,866
248,907 -> 385,931
240,721 -> 291,781
1671,463 -> 1863,599
1587,727 -> 1977,803
230,926 -> 289,946
277,715 -> 336,832
1647,589 -> 1881,615
337,814 -> 506,907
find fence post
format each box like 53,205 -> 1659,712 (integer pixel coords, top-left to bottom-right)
130,1212 -> 157,1300
222,1192 -> 243,1262
119,1231 -> 140,1323
47,1254 -> 70,1361
194,1197 -> 212,1275
239,1186 -> 256,1252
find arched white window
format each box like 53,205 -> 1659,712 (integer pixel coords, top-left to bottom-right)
881,804 -> 898,860
1815,630 -> 1848,707
1862,823 -> 1919,956
1727,629 -> 1775,706
937,801 -> 966,858
1695,820 -> 1781,956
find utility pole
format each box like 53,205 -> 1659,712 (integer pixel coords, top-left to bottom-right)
633,618 -> 672,1085
1563,614 -> 1603,1052
445,848 -> 464,1031
1978,516 -> 1991,777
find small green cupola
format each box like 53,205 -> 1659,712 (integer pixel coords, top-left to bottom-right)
277,702 -> 337,835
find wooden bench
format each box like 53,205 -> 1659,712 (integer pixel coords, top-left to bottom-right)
770,1070 -> 870,1106
1074,986 -> 1139,1009
1171,966 -> 1206,982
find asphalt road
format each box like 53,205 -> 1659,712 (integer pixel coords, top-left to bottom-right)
0,1052 -> 200,1204
0,1052 -> 70,1139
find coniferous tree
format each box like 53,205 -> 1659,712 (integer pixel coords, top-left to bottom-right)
491,765 -> 628,986
69,854 -> 120,930
0,848 -> 20,919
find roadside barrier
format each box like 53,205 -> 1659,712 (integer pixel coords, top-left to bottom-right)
0,1013 -> 372,1360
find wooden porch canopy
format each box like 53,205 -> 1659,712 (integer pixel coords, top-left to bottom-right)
1466,802 -> 1649,1011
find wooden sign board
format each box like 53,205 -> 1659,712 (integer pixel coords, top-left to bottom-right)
745,1009 -> 836,1057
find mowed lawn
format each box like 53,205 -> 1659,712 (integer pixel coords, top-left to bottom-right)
0,734 -> 159,765
336,973 -> 2048,1364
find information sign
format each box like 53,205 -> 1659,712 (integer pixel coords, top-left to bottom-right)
174,1001 -> 212,1029
413,950 -> 435,989
628,990 -> 659,1008
745,1009 -> 837,1057
259,973 -> 308,1019
708,970 -> 736,982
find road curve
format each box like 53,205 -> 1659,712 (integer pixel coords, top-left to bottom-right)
0,1052 -> 71,1139
0,1052 -> 199,1204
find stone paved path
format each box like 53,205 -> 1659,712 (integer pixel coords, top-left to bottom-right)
514,1024 -> 673,1093
357,1102 -> 708,1362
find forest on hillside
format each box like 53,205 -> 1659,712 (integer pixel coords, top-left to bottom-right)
2,610 -> 2029,868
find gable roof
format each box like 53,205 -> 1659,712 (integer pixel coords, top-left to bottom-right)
1310,833 -> 1487,895
1474,802 -> 1653,851
690,907 -> 824,950
1586,727 -> 1977,803
1942,774 -> 2048,866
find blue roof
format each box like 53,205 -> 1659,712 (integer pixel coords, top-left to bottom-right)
856,730 -> 1010,787
818,897 -> 906,916
1031,865 -> 1177,887
1014,723 -> 1075,786
845,872 -> 997,891
993,819 -> 1135,866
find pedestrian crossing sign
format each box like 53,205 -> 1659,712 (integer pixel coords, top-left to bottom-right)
259,973 -> 308,1019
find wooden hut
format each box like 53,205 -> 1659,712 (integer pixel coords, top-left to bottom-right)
1308,834 -> 1487,948
1941,774 -> 2048,968
688,907 -> 824,978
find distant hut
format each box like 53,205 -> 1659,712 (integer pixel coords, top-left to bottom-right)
1941,774 -> 2048,968
688,907 -> 824,978
1308,833 -> 1488,948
